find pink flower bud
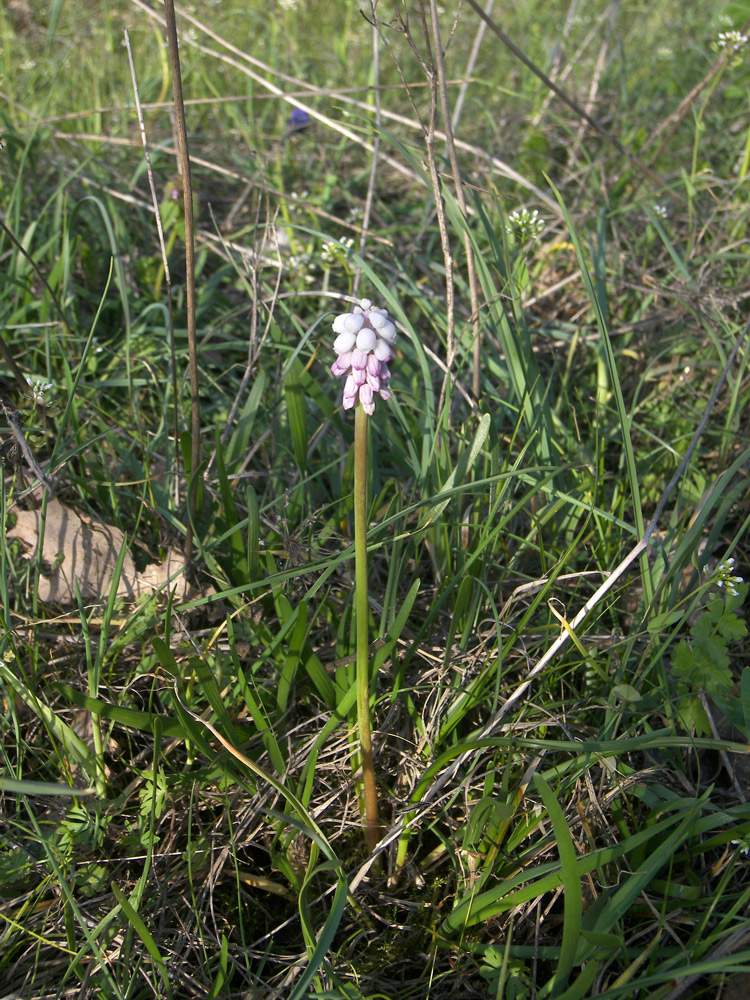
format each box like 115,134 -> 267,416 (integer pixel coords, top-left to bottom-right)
343,375 -> 358,409
359,384 -> 375,415
331,354 -> 350,377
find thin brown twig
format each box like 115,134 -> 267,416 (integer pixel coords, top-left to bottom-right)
0,396 -> 56,495
353,9 -> 383,301
662,927 -> 750,1000
427,0 -> 481,398
162,0 -> 200,560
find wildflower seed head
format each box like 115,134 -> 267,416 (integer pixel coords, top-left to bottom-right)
506,207 -> 545,243
331,298 -> 395,415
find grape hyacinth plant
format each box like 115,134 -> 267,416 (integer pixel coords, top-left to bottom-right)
330,298 -> 397,854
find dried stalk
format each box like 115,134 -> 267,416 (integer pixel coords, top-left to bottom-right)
163,0 -> 200,559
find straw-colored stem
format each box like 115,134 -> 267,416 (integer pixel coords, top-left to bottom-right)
163,0 -> 200,558
354,404 -> 380,855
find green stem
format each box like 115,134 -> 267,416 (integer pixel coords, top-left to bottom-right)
354,404 -> 380,854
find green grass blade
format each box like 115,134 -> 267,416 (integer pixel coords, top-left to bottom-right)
533,773 -> 582,996
111,882 -> 174,1000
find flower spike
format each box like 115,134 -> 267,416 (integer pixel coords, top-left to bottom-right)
331,299 -> 395,415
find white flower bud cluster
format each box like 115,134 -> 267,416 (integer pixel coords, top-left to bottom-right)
717,30 -> 748,50
25,376 -> 53,405
705,557 -> 744,598
506,207 -> 545,242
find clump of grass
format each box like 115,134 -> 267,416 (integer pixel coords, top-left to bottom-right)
1,2 -> 749,999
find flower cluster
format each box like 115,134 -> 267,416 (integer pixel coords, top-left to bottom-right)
717,29 -> 748,50
704,557 -> 744,598
653,203 -> 668,220
25,376 -> 53,405
321,237 -> 354,266
708,557 -> 745,598
331,299 -> 396,415
506,207 -> 545,242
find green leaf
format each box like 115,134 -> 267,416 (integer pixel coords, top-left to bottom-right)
716,610 -> 747,642
672,640 -> 732,692
533,773 -> 582,996
611,684 -> 641,704
283,361 -> 308,474
677,695 -> 710,736
647,609 -> 684,635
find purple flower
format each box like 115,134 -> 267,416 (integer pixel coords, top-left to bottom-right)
331,299 -> 396,415
286,108 -> 312,134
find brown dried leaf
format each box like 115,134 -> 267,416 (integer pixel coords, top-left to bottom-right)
8,498 -> 192,605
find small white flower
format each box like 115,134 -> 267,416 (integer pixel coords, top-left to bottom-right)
507,207 -> 545,242
717,30 -> 748,50
653,204 -> 668,219
714,557 -> 744,598
25,376 -> 53,405
321,237 -> 354,266
656,47 -> 674,61
287,252 -> 312,277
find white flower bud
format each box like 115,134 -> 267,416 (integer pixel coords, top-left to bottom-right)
375,319 -> 397,344
356,328 -> 377,351
333,331 -> 357,354
373,338 -> 392,361
332,312 -> 364,335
